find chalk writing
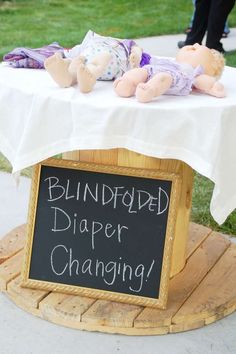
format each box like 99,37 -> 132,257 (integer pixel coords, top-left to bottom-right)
26,162 -> 176,303
50,244 -> 156,293
44,177 -> 170,215
50,206 -> 128,250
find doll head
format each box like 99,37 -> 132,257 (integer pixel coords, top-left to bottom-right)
176,43 -> 225,78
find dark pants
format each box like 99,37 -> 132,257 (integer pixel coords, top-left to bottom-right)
185,0 -> 235,52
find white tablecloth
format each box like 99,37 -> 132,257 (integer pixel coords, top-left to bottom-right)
0,62 -> 236,225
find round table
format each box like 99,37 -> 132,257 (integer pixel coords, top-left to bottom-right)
0,61 -> 236,334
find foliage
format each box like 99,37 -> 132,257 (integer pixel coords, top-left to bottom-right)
192,173 -> 236,236
0,0 -> 235,59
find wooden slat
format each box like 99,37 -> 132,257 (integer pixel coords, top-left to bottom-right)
172,243 -> 236,324
63,151 -> 80,160
0,250 -> 23,291
170,319 -> 205,333
0,225 -> 26,264
82,299 -> 142,328
40,293 -> 168,335
40,292 -> 95,323
0,224 -> 235,335
134,231 -> 230,328
187,223 -> 212,258
77,149 -> 118,165
7,275 -> 48,309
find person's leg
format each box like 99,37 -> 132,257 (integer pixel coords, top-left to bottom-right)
206,0 -> 235,52
185,0 -> 210,45
178,0 -> 210,48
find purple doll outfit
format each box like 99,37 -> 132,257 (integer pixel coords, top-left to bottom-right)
119,39 -> 151,67
3,42 -> 64,69
144,57 -> 204,96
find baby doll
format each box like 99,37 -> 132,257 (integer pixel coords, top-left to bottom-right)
113,43 -> 226,103
44,30 -> 150,93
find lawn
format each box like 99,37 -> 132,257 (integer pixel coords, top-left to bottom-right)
0,0 -> 236,235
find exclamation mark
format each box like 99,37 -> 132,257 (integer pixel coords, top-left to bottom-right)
146,260 -> 155,282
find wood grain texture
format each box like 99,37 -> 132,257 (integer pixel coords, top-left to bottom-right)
172,243 -> 236,324
1,224 -> 235,335
0,224 -> 26,264
7,275 -> 48,309
40,292 -> 95,324
186,222 -> 212,258
82,299 -> 142,327
134,231 -> 230,328
0,250 -> 23,291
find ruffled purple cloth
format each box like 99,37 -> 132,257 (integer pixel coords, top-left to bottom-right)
3,42 -> 64,69
119,39 -> 151,67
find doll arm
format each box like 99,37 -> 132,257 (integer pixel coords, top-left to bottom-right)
193,74 -> 226,98
129,45 -> 143,68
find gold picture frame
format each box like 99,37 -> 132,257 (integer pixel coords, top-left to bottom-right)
22,158 -> 181,309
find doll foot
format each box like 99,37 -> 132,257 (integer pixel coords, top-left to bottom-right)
77,63 -> 97,93
68,55 -> 86,76
44,52 -> 75,88
113,77 -> 137,97
208,82 -> 226,98
135,83 -> 156,103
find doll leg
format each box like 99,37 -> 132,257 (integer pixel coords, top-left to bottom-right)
194,75 -> 226,98
75,52 -> 111,93
113,68 -> 148,97
129,46 -> 143,68
135,72 -> 172,103
44,52 -> 77,88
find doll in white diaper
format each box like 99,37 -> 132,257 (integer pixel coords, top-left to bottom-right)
44,30 -> 150,93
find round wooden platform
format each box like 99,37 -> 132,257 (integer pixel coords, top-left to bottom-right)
0,223 -> 236,335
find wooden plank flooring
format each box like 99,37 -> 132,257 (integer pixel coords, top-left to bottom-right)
0,223 -> 235,335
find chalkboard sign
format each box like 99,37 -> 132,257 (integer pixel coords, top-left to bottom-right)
22,158 -> 180,309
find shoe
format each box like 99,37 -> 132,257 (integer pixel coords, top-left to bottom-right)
177,41 -> 186,49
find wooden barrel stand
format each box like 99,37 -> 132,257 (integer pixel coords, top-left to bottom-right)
0,149 -> 235,335
0,223 -> 236,335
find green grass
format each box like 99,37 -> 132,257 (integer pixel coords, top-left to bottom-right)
0,0 -> 191,59
0,0 -> 236,235
0,0 -> 236,58
192,174 -> 236,236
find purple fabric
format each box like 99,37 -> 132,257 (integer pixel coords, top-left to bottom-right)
140,52 -> 151,67
119,39 -> 137,55
144,57 -> 204,96
3,42 -> 64,69
119,39 -> 151,66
